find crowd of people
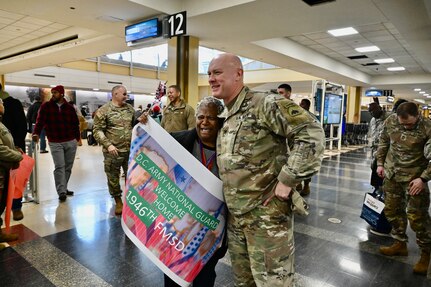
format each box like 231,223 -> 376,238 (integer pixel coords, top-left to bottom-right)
0,52 -> 430,285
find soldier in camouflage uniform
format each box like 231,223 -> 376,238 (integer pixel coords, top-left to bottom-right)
93,85 -> 135,215
367,102 -> 391,236
208,53 -> 325,287
368,103 -> 388,191
376,102 -> 431,275
161,85 -> 196,132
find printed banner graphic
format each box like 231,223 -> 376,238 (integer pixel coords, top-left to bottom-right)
122,119 -> 225,287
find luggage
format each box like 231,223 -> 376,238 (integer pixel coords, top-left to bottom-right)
360,190 -> 391,233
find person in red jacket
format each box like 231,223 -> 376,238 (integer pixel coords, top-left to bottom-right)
32,85 -> 80,202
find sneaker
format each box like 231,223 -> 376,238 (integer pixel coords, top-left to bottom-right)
40,150 -> 49,154
59,193 -> 67,202
66,190 -> 74,196
370,228 -> 392,238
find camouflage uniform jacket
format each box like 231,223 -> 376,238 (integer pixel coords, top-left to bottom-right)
161,99 -> 196,133
0,122 -> 23,190
93,102 -> 135,153
376,113 -> 431,182
217,87 -> 325,215
368,111 -> 388,157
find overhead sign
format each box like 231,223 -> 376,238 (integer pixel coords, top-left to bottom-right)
163,11 -> 187,38
382,90 -> 393,97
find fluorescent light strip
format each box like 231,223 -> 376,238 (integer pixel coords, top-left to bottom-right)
414,88 -> 422,91
419,91 -> 426,94
328,27 -> 358,37
355,46 -> 380,53
387,66 -> 405,71
374,58 -> 394,64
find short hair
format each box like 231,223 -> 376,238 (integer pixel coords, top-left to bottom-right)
196,97 -> 224,116
278,84 -> 291,92
393,99 -> 408,112
169,85 -> 181,94
111,85 -> 125,94
300,99 -> 311,110
396,102 -> 418,119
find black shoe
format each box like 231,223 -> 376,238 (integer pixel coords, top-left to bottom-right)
66,190 -> 74,196
40,150 -> 49,154
59,193 -> 67,202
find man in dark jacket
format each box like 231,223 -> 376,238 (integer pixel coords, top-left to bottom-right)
27,95 -> 48,153
0,83 -> 27,220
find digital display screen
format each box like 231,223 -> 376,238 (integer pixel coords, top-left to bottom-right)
323,93 -> 343,124
365,89 -> 383,97
125,18 -> 160,43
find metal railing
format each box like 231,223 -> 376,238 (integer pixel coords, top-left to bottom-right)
23,138 -> 39,204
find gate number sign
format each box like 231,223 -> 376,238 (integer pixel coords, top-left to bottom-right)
164,11 -> 187,38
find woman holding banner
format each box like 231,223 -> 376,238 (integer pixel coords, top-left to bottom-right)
141,96 -> 227,287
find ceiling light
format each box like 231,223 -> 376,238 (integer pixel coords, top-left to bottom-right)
424,94 -> 429,96
387,66 -> 405,71
369,87 -> 376,89
374,58 -> 394,64
328,27 -> 358,37
414,88 -> 422,91
93,88 -> 100,91
419,91 -> 426,94
355,46 -> 380,53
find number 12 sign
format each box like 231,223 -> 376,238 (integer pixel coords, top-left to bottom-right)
164,11 -> 187,38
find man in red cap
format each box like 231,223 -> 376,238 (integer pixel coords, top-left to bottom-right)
32,85 -> 80,202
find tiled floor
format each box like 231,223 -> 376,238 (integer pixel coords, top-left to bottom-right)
1,144 -> 430,286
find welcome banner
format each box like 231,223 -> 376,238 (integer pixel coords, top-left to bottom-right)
122,118 -> 225,287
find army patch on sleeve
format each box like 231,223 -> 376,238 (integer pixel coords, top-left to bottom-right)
278,101 -> 302,117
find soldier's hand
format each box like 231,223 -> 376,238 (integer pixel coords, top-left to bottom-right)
137,112 -> 149,124
408,178 -> 425,195
263,182 -> 292,206
376,166 -> 385,178
107,145 -> 119,156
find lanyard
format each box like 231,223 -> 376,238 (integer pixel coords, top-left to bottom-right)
198,139 -> 216,171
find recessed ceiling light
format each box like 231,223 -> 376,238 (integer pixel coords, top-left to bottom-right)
374,58 -> 395,64
414,88 -> 422,91
387,66 -> 405,71
355,46 -> 380,53
93,88 -> 100,91
328,27 -> 358,37
49,85 -> 56,87
424,94 -> 429,96
419,91 -> 426,94
369,87 -> 376,89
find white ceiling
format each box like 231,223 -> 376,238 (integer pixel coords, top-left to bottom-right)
0,0 -> 430,101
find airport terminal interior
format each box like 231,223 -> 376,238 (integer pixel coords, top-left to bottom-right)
1,0 -> 431,286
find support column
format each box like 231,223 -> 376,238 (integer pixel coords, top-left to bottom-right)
347,86 -> 362,124
167,36 -> 199,109
0,75 -> 5,89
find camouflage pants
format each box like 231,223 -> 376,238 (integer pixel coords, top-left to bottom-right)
383,178 -> 431,253
228,198 -> 295,287
103,151 -> 129,197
